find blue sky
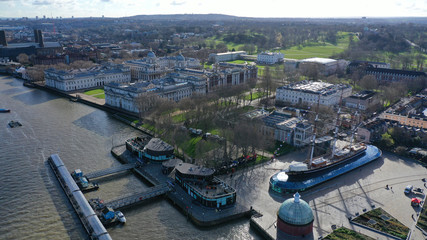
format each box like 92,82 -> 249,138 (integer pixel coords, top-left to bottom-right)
0,0 -> 426,18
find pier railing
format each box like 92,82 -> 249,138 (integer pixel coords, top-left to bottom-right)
85,163 -> 137,180
105,184 -> 172,210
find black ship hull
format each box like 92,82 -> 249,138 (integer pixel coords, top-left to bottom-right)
270,145 -> 382,193
286,148 -> 366,178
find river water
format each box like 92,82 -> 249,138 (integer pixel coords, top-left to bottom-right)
0,75 -> 261,240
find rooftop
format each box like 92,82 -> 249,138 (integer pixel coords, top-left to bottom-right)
301,57 -> 337,64
278,192 -> 314,225
348,90 -> 377,100
1,42 -> 61,49
175,163 -> 215,177
211,51 -> 246,56
144,138 -> 174,152
262,111 -> 291,127
366,66 -> 427,77
278,80 -> 351,95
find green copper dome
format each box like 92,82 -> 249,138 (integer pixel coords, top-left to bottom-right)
278,193 -> 314,226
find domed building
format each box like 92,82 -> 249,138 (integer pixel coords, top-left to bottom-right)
277,192 -> 314,239
147,50 -> 156,58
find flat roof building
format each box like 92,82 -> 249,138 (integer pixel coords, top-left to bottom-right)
208,51 -> 246,63
276,80 -> 352,106
344,90 -> 379,111
298,57 -> 349,76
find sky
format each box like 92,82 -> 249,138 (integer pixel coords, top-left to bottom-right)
0,0 -> 426,19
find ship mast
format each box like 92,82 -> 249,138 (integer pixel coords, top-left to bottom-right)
330,87 -> 344,159
309,94 -> 321,168
349,94 -> 363,148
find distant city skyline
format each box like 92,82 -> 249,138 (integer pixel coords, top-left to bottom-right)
0,0 -> 426,19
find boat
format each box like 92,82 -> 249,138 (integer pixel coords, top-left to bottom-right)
8,120 -> 22,128
71,169 -> 99,192
270,145 -> 382,193
285,143 -> 367,176
269,95 -> 382,193
116,211 -> 126,224
0,109 -> 10,113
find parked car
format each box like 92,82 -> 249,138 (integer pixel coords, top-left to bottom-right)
404,185 -> 413,194
414,187 -> 424,193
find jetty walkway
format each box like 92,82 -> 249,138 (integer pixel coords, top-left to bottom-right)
86,163 -> 137,180
105,184 -> 172,210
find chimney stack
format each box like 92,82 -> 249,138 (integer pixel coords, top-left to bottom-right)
0,30 -> 7,47
37,30 -> 44,48
34,29 -> 39,43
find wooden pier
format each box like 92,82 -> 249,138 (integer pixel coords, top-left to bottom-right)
86,163 -> 137,180
104,184 -> 173,210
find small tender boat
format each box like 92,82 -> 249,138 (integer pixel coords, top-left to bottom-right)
8,120 -> 22,128
0,109 -> 10,113
116,211 -> 126,223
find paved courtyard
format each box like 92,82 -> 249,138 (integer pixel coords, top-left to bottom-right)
219,148 -> 427,239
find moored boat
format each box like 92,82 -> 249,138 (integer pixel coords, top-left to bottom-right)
270,145 -> 382,193
269,93 -> 382,193
8,120 -> 22,128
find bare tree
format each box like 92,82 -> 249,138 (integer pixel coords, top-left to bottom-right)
70,60 -> 96,69
415,54 -> 426,71
399,54 -> 414,70
359,75 -> 378,90
17,53 -> 29,65
300,62 -> 319,80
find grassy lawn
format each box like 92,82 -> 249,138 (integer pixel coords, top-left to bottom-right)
178,136 -> 203,157
172,113 -> 186,123
142,123 -> 156,132
244,91 -> 266,101
278,32 -> 352,59
205,36 -> 258,52
324,227 -> 375,240
203,63 -> 212,69
226,60 -> 255,64
93,93 -> 105,99
84,88 -> 104,95
352,208 -> 409,239
268,141 -> 295,156
254,155 -> 270,164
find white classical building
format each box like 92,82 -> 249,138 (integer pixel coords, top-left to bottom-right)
124,51 -> 201,81
207,62 -> 258,91
208,51 -> 247,63
44,63 -> 131,92
276,80 -> 352,106
257,51 -> 284,65
105,75 -> 196,113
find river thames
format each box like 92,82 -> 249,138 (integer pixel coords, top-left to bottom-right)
0,75 -> 261,240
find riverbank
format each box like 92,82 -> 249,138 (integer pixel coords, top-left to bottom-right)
111,144 -> 259,227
